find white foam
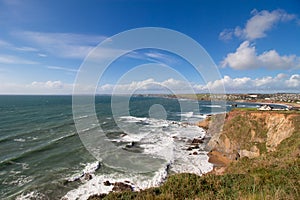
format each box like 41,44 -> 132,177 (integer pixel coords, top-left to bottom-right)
177,111 -> 193,117
63,164 -> 170,200
16,191 -> 46,200
9,175 -> 33,186
14,138 -> 26,142
63,117 -> 213,200
50,132 -> 76,144
83,161 -> 100,174
67,161 -> 100,182
192,114 -> 207,119
119,116 -> 147,122
203,105 -> 222,108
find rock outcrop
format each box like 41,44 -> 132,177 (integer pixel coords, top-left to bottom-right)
206,110 -> 298,162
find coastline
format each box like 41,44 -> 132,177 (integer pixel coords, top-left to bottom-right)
84,97 -> 299,199
82,98 -> 296,199
87,108 -> 299,199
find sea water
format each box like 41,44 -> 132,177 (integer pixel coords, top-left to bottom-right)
0,95 -> 262,199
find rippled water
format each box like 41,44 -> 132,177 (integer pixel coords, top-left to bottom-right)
0,95 -> 262,199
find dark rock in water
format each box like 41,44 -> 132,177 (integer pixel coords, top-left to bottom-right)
112,182 -> 133,192
124,142 -> 143,153
89,193 -> 107,199
103,180 -> 111,186
190,144 -> 199,149
126,141 -> 136,148
84,173 -> 92,181
186,146 -> 194,151
193,151 -> 198,155
191,138 -> 203,144
172,136 -> 179,140
124,180 -> 131,184
186,147 -> 193,151
120,133 -> 127,137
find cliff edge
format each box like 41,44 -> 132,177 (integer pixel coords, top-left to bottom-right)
202,109 -> 300,175
206,110 -> 298,158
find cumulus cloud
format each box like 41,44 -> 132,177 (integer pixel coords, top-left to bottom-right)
98,78 -> 194,94
286,74 -> 300,87
0,80 -> 74,94
31,80 -> 64,89
219,9 -> 297,41
201,74 -> 300,93
98,74 -> 300,94
221,41 -> 300,70
1,74 -> 299,94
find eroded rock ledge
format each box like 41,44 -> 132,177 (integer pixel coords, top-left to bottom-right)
198,110 -> 299,174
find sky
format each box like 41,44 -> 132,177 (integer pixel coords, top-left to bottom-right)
0,0 -> 300,94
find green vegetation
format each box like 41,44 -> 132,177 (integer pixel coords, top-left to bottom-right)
89,113 -> 300,200
233,107 -> 257,111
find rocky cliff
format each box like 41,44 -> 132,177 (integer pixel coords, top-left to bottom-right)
203,110 -> 299,162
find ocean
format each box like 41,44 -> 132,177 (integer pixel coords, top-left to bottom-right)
0,95 -> 262,200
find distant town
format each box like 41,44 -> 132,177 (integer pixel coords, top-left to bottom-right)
224,93 -> 300,103
142,93 -> 299,103
139,93 -> 300,110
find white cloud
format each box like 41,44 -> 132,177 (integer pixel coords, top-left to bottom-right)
1,74 -> 299,94
125,51 -> 182,66
47,65 -> 78,73
98,78 -> 193,94
0,54 -> 38,65
14,46 -> 38,52
0,38 -> 44,59
258,50 -> 299,69
0,80 -> 73,94
286,74 -> 300,87
31,80 -> 64,89
220,9 -> 297,41
0,39 -> 12,47
221,41 -> 300,70
219,29 -> 234,41
14,31 -> 107,59
38,53 -> 47,57
98,74 -> 300,94
221,41 -> 259,69
202,74 -> 300,93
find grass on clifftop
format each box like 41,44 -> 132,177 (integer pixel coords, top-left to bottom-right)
89,113 -> 300,200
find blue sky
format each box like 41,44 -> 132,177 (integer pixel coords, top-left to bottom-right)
0,0 -> 299,94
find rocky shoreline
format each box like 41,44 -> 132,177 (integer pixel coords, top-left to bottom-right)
87,109 -> 299,200
81,113 -> 231,199
62,118 -> 214,200
65,107 -> 299,199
